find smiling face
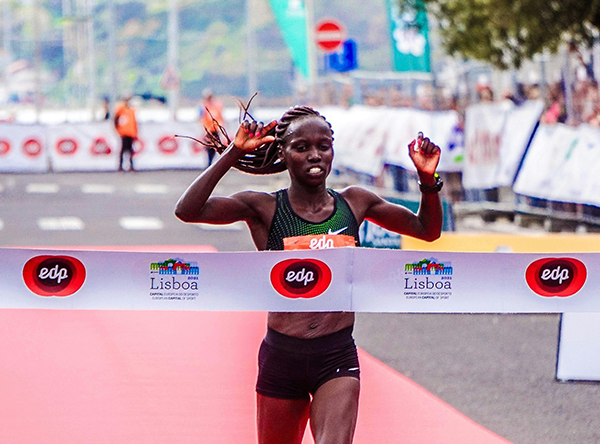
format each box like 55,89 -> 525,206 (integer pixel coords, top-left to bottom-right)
279,116 -> 334,187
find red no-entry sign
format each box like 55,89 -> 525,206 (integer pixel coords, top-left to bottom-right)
315,19 -> 346,52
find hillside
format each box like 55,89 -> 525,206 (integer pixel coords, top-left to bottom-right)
4,0 -> 393,105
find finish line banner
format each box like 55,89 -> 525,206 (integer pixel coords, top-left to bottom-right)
2,247 -> 599,313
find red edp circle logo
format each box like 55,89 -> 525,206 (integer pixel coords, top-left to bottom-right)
23,255 -> 86,297
525,258 -> 586,297
158,136 -> 179,154
270,259 -> 332,299
23,138 -> 42,157
56,138 -> 78,155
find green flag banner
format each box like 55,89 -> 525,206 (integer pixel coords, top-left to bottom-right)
387,0 -> 431,73
267,0 -> 309,78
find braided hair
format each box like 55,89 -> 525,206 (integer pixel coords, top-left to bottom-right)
179,98 -> 333,175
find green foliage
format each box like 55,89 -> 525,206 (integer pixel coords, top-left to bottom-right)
409,0 -> 600,68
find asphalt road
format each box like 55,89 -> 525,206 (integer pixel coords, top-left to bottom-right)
1,169 -> 599,444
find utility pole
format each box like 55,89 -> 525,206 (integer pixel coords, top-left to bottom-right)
167,0 -> 179,120
33,0 -> 42,122
85,0 -> 96,115
107,0 -> 117,109
3,0 -> 12,103
304,0 -> 317,103
246,0 -> 258,106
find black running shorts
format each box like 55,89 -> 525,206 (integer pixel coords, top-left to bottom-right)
256,326 -> 360,400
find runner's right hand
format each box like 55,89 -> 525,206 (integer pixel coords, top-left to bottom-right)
234,120 -> 276,153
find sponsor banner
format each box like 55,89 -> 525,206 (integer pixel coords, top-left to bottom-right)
0,123 -> 48,173
495,100 -> 544,185
0,107 -> 462,175
2,247 -> 600,313
383,108 -> 459,173
513,123 -> 600,206
3,248 -> 353,312
325,106 -> 459,176
351,250 -> 599,313
133,122 -> 208,170
48,122 -> 120,172
329,105 -> 390,177
463,100 -> 543,189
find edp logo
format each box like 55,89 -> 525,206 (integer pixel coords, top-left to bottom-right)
23,255 -> 86,297
271,258 -> 332,299
526,258 -> 586,298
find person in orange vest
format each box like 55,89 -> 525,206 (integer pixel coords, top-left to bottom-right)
114,95 -> 138,172
199,88 -> 224,166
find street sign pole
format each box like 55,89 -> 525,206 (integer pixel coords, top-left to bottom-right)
167,0 -> 179,121
305,0 -> 317,102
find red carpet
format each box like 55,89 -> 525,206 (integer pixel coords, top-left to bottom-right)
0,310 -> 510,444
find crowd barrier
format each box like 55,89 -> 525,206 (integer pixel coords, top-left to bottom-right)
3,104 -> 600,211
514,123 -> 600,207
463,100 -> 544,189
0,121 -> 207,173
0,107 -> 461,175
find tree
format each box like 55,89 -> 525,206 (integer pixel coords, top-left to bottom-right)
402,0 -> 600,69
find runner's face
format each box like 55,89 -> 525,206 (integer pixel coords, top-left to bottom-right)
280,117 -> 333,186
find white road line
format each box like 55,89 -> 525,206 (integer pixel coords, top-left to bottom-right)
198,222 -> 245,231
26,183 -> 60,194
38,217 -> 85,231
81,184 -> 116,194
134,184 -> 169,194
119,217 -> 164,230
0,219 -> 4,230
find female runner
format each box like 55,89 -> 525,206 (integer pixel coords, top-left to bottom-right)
175,106 -> 443,444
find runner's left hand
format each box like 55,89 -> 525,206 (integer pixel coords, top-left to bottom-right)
408,132 -> 441,179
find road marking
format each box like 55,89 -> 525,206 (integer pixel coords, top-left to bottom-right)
134,184 -> 169,194
0,219 -> 4,230
82,184 -> 116,194
27,183 -> 60,194
38,217 -> 85,231
119,217 -> 164,230
198,222 -> 245,231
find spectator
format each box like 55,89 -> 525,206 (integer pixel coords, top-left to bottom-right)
114,95 -> 138,172
199,88 -> 224,167
101,97 -> 110,121
542,83 -> 567,124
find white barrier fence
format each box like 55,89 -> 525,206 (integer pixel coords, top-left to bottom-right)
0,108 -> 460,175
0,121 -> 207,173
514,123 -> 600,207
3,105 -> 600,212
463,100 -> 544,189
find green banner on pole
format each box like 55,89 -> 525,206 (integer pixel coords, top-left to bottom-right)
387,0 -> 431,73
267,0 -> 309,78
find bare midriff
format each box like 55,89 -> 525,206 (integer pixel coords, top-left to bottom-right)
267,311 -> 355,338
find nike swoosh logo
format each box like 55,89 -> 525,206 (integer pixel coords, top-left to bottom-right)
328,227 -> 347,235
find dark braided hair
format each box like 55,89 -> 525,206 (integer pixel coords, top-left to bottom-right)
177,97 -> 333,175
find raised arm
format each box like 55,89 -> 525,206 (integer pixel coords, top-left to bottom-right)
174,120 -> 276,224
345,134 -> 443,241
